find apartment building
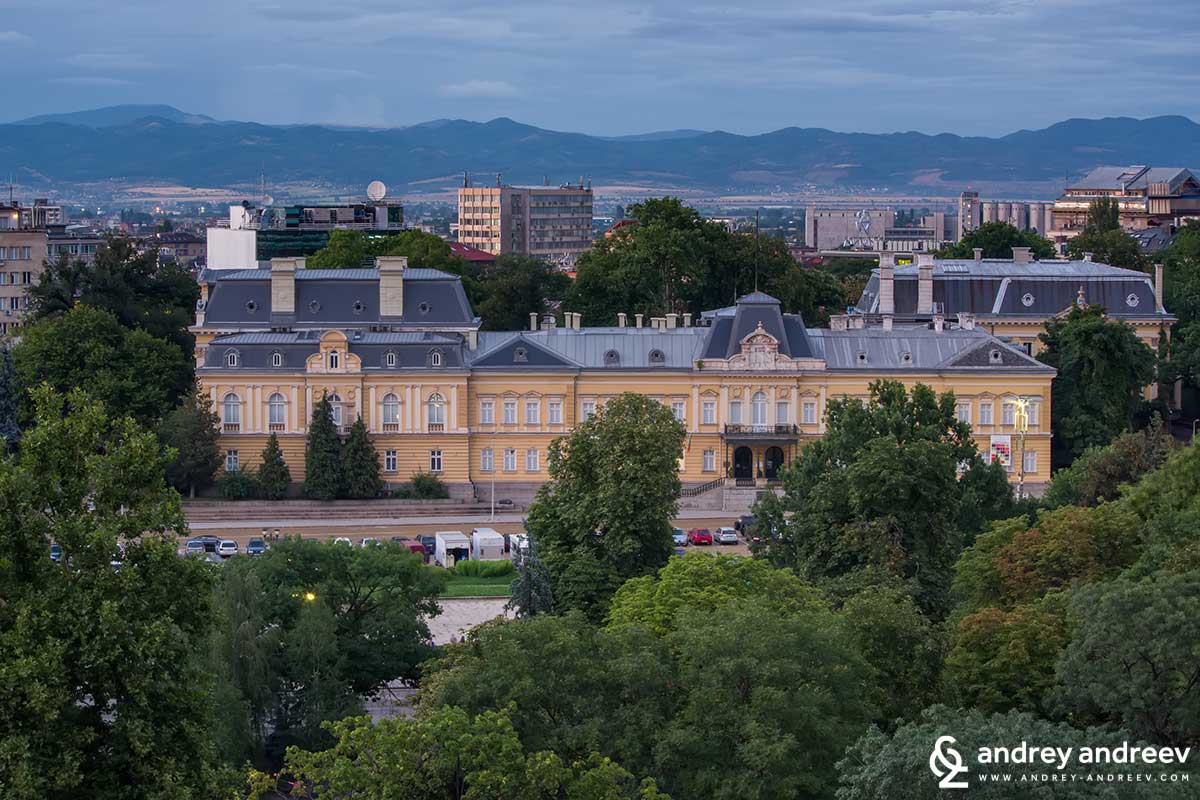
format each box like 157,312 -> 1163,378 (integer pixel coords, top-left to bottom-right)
1051,165 -> 1200,239
193,256 -> 1057,502
457,178 -> 593,263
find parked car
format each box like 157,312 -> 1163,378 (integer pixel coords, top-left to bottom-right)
246,538 -> 266,556
672,528 -> 688,547
393,538 -> 427,560
184,538 -> 206,556
360,537 -> 381,548
217,539 -> 239,557
418,535 -> 437,556
50,543 -> 62,562
734,515 -> 757,536
332,537 -> 353,546
687,528 -> 713,546
714,527 -> 738,545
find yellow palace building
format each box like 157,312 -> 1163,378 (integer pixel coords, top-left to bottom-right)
193,255 -> 1063,504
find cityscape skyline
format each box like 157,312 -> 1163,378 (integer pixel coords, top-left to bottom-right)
1,0 -> 1197,136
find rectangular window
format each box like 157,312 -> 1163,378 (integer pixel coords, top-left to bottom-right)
703,449 -> 716,472
582,400 -> 595,419
776,401 -> 789,425
225,450 -> 239,472
429,450 -> 443,473
548,400 -> 562,424
702,400 -> 716,425
980,402 -> 994,426
480,400 -> 494,425
671,400 -> 686,422
480,447 -> 493,472
1023,450 -> 1037,475
525,448 -> 539,472
1001,402 -> 1016,426
503,448 -> 517,471
802,401 -> 817,425
729,400 -> 742,424
384,450 -> 398,473
503,400 -> 517,425
525,400 -> 540,425
956,402 -> 971,424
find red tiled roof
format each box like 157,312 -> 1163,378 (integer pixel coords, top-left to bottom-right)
448,242 -> 496,262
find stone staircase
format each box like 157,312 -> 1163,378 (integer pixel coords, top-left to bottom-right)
183,498 -> 509,522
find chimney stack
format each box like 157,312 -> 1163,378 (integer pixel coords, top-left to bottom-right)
270,257 -> 301,321
682,312 -> 692,328
830,314 -> 848,331
573,312 -> 582,330
879,261 -> 895,316
618,312 -> 627,328
666,313 -> 678,329
973,247 -> 983,262
529,312 -> 539,331
542,313 -> 556,331
957,312 -> 976,331
376,255 -> 408,320
1082,252 -> 1094,262
1011,246 -> 1032,264
933,313 -> 945,333
1155,263 -> 1165,312
917,253 -> 935,315
882,314 -> 893,332
635,313 -> 644,328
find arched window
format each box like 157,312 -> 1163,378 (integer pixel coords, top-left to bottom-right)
222,392 -> 241,427
751,391 -> 768,427
382,393 -> 400,427
328,350 -> 340,369
427,392 -> 445,428
271,351 -> 283,368
429,350 -> 443,367
268,392 -> 286,427
328,393 -> 343,427
385,351 -> 397,367
225,350 -> 239,367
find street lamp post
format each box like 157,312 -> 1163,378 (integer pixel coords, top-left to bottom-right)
490,424 -> 497,522
1013,397 -> 1031,500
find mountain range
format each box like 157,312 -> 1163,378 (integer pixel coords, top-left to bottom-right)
2,105 -> 1198,195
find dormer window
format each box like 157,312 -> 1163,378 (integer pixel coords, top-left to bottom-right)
856,351 -> 868,365
225,349 -> 239,367
429,349 -> 443,367
900,352 -> 912,365
513,347 -> 528,363
604,349 -> 620,366
245,300 -> 258,313
989,349 -> 1003,364
271,351 -> 283,367
385,351 -> 397,368
418,301 -> 432,314
648,349 -> 666,364
328,350 -> 340,369
308,300 -> 321,314
1126,292 -> 1140,308
352,299 -> 365,315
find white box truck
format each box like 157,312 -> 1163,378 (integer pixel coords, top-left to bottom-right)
434,530 -> 470,568
470,527 -> 505,561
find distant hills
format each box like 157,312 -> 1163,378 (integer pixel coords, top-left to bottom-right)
1,105 -> 1198,195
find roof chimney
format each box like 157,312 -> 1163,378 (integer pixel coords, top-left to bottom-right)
830,314 -> 848,331
973,247 -> 983,262
270,257 -> 301,321
879,261 -> 895,316
618,312 -> 627,328
666,313 -> 678,329
1082,252 -> 1094,262
957,312 -> 976,331
882,314 -> 893,332
682,312 -> 692,328
573,312 -> 582,330
635,313 -> 644,328
542,313 -> 556,331
933,312 -> 945,333
1011,246 -> 1032,264
529,312 -> 539,331
376,255 -> 407,320
917,254 -> 935,316
1155,263 -> 1165,313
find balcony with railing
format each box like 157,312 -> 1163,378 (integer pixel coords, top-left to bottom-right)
222,423 -> 241,433
722,423 -> 799,440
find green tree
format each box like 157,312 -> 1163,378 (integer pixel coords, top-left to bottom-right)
1042,415 -> 1175,508
28,235 -> 199,357
0,345 -> 20,452
837,705 -> 1180,800
1066,197 -> 1148,270
1037,304 -> 1156,467
605,551 -> 825,636
937,221 -> 1056,260
254,706 -> 670,800
526,393 -> 685,619
13,305 -> 193,426
1054,571 -> 1200,745
306,229 -> 464,271
507,537 -> 554,618
0,387 -> 222,798
160,388 -> 223,497
475,253 -> 572,331
303,395 -> 342,500
341,416 -> 382,499
257,432 -> 292,500
754,380 -> 1005,617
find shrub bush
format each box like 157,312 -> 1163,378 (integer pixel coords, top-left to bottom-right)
409,470 -> 450,499
216,469 -> 260,500
454,559 -> 515,578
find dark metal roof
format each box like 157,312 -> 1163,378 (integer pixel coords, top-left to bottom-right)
700,292 -> 816,359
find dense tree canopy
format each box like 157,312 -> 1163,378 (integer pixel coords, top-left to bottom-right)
1037,304 -> 1156,467
305,229 -> 462,270
1042,416 -> 1175,508
160,388 -> 223,497
475,253 -> 572,331
1066,198 -> 1148,270
0,388 -> 222,799
936,221 -> 1056,260
526,393 -> 685,619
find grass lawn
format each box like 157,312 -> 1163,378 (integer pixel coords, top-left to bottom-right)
441,574 -> 513,598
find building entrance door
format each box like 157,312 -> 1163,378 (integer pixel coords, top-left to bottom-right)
732,446 -> 754,480
764,446 -> 785,480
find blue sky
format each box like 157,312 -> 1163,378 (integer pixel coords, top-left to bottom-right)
1,0 -> 1197,136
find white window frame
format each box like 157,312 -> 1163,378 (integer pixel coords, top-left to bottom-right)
481,447 -> 494,472
671,400 -> 686,422
703,449 -> 716,472
1001,401 -> 1016,427
429,449 -> 443,473
1022,449 -> 1037,475
776,401 -> 789,425
225,450 -> 239,472
222,393 -> 241,426
956,402 -> 971,424
548,399 -> 563,424
503,448 -> 517,472
427,393 -> 446,427
980,401 -> 994,426
525,399 -> 540,425
729,400 -> 743,424
702,400 -> 716,425
382,393 -> 400,427
802,401 -> 817,425
582,400 -> 595,419
268,393 -> 286,427
503,400 -> 517,425
328,350 -> 340,369
525,448 -> 539,472
480,400 -> 495,425
384,450 -> 398,473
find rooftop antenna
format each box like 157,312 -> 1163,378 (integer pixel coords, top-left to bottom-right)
463,171 -> 470,188
496,172 -> 502,187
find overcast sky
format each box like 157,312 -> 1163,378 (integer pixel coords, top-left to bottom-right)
1,0 -> 1196,136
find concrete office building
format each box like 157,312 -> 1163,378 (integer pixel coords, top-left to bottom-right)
457,178 -> 594,264
806,207 -> 949,252
968,196 -> 1054,238
957,191 -> 981,240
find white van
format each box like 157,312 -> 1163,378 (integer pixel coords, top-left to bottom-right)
470,527 -> 505,561
434,530 -> 470,567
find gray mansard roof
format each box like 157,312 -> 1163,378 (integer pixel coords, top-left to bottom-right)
809,327 -> 1053,372
857,259 -> 1172,321
201,330 -> 466,371
199,267 -> 479,328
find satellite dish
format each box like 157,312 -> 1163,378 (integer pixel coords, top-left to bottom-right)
366,180 -> 387,201
262,194 -> 275,207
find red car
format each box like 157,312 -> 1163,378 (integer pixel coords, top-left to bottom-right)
687,528 -> 713,546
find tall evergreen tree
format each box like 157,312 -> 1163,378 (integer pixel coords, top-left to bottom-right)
507,538 -> 555,618
159,389 -> 222,497
341,416 -> 382,499
257,433 -> 292,500
0,346 -> 20,452
303,395 -> 342,501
